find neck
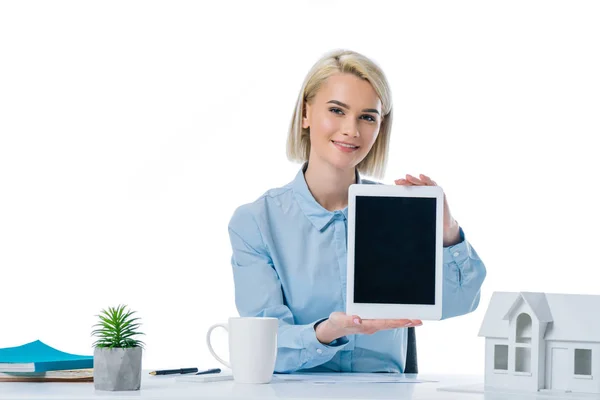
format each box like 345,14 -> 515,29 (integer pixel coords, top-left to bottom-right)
303,158 -> 357,212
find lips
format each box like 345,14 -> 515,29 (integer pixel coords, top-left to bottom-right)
331,140 -> 359,149
332,140 -> 360,153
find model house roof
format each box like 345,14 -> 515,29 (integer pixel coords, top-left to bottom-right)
502,292 -> 553,322
478,291 -> 600,342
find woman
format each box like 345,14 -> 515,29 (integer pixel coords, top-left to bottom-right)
227,49 -> 486,373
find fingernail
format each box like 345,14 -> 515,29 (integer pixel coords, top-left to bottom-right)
353,318 -> 361,325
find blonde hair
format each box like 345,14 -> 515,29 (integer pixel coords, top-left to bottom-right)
286,49 -> 393,179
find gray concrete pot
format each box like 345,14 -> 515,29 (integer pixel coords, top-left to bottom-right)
93,347 -> 142,391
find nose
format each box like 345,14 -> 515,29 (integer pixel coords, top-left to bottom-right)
341,118 -> 360,138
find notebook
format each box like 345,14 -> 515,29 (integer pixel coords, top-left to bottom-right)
0,340 -> 93,373
0,369 -> 94,382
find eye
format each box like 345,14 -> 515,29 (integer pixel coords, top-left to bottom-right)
329,107 -> 344,115
361,115 -> 376,122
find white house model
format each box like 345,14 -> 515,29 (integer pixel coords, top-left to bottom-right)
478,291 -> 600,394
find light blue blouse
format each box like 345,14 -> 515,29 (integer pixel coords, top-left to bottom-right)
227,163 -> 487,373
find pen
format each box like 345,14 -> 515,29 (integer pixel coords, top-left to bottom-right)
196,368 -> 221,375
149,367 -> 198,375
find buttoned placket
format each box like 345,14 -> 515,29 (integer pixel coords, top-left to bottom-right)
331,210 -> 354,371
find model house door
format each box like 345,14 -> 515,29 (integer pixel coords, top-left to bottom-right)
551,348 -> 569,391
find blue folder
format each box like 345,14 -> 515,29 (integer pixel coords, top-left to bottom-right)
0,340 -> 93,372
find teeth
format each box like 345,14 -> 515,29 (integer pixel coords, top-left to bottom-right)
334,141 -> 358,149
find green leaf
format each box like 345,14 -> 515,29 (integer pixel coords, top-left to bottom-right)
91,304 -> 144,348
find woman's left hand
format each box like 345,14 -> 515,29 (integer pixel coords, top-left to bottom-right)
394,174 -> 461,247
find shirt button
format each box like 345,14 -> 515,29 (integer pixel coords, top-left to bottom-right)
316,349 -> 323,354
453,252 -> 460,257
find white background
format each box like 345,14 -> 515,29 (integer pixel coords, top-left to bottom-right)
1,0 -> 599,375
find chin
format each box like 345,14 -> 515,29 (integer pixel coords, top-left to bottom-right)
310,145 -> 366,173
325,154 -> 362,172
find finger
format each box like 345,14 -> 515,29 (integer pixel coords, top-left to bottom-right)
394,179 -> 413,186
358,321 -> 383,334
420,174 -> 439,186
405,174 -> 425,185
384,319 -> 415,329
418,174 -> 436,186
363,319 -> 413,330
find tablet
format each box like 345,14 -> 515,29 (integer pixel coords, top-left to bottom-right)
346,183 -> 444,320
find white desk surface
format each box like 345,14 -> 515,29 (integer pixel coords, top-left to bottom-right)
0,371 -> 585,400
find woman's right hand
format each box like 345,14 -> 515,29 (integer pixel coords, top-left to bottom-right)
315,312 -> 422,344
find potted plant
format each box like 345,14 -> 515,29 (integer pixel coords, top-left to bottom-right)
91,304 -> 145,391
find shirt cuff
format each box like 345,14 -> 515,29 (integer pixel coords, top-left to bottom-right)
443,226 -> 470,264
443,225 -> 483,273
301,318 -> 349,359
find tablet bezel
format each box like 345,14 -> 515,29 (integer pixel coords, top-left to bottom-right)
346,183 -> 444,321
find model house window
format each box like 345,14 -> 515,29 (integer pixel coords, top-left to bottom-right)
514,312 -> 532,373
494,344 -> 508,370
574,349 -> 592,376
516,347 -> 531,373
516,313 -> 532,344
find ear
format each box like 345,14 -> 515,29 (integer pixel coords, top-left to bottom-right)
302,101 -> 310,129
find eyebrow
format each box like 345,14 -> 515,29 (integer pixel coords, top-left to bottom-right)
326,100 -> 380,115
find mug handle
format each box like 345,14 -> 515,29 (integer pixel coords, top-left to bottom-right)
206,323 -> 232,369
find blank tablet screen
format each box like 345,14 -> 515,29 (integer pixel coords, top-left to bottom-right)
353,195 -> 437,305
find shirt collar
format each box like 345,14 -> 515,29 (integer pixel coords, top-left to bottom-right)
291,162 -> 362,231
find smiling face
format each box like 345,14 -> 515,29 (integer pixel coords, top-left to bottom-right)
302,73 -> 383,173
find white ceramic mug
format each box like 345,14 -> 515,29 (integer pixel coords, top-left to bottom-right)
206,317 -> 278,384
